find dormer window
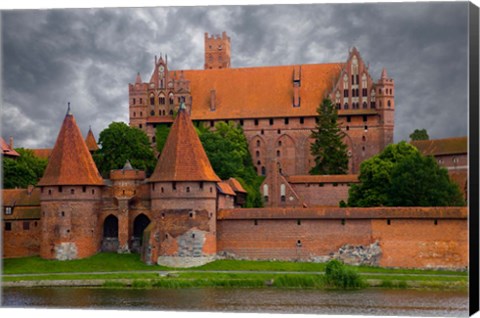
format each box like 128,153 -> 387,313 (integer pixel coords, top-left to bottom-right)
5,207 -> 12,215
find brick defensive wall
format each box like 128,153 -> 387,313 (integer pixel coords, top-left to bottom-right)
217,206 -> 468,269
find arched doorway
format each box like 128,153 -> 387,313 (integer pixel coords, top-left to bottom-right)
131,214 -> 151,253
101,215 -> 119,252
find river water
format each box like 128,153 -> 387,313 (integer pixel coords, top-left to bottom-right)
1,287 -> 468,317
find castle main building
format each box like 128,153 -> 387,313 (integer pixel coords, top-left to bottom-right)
4,32 -> 467,270
129,32 -> 395,180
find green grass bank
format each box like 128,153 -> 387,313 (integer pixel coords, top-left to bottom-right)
1,253 -> 468,291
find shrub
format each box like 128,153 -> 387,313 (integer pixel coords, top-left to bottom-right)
324,259 -> 365,289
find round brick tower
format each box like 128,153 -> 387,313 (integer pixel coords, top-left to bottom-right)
38,107 -> 104,260
146,103 -> 220,264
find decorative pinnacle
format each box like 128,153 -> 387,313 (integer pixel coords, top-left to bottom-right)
67,102 -> 72,116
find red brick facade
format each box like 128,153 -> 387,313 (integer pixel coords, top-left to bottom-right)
128,32 -> 395,180
217,207 -> 468,269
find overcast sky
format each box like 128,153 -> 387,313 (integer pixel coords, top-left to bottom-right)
1,2 -> 471,149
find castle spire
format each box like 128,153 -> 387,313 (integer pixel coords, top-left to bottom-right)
123,160 -> 133,170
38,112 -> 103,186
148,106 -> 220,182
85,126 -> 99,152
135,72 -> 142,84
66,102 -> 72,116
381,67 -> 388,79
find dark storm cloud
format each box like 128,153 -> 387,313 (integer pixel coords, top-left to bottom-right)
1,2 -> 469,148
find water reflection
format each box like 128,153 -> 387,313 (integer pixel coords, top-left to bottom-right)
1,287 -> 468,317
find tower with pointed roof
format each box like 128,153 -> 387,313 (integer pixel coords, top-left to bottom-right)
145,102 -> 220,263
37,106 -> 104,260
85,126 -> 99,153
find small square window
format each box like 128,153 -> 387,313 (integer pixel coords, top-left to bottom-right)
5,222 -> 12,231
23,221 -> 30,230
5,207 -> 12,215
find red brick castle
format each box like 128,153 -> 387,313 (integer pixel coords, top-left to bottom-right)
129,32 -> 395,177
2,32 -> 468,270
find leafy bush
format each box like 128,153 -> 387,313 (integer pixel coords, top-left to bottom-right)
324,259 -> 365,289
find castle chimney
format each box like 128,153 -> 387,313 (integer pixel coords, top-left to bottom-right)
210,89 -> 216,111
9,136 -> 13,149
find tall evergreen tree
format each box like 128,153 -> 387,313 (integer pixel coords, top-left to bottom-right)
310,98 -> 349,175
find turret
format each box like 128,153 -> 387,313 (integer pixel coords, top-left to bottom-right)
149,102 -> 220,211
85,126 -> 99,154
204,31 -> 231,69
38,104 -> 104,260
146,102 -> 220,264
375,68 -> 395,148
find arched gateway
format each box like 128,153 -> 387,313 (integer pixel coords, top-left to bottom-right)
101,215 -> 119,252
131,213 -> 151,253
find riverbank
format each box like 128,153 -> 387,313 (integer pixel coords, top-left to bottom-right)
1,253 -> 468,291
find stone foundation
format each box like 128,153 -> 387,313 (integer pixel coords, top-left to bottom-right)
157,255 -> 216,268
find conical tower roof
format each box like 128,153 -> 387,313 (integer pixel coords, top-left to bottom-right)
85,126 -> 99,152
381,67 -> 388,79
135,72 -> 142,84
149,105 -> 220,183
38,110 -> 103,186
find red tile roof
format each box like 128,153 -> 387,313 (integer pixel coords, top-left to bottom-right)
2,188 -> 41,206
179,63 -> 344,120
85,128 -> 99,152
217,182 -> 236,196
287,174 -> 359,184
149,108 -> 220,182
1,137 -> 20,157
37,113 -> 104,186
411,137 -> 467,156
2,206 -> 41,220
227,177 -> 247,193
30,148 -> 52,159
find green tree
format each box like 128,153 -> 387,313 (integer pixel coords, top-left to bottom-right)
199,121 -> 264,207
93,122 -> 156,177
155,124 -> 170,154
388,152 -> 464,206
409,129 -> 429,141
310,98 -> 349,175
348,141 -> 464,207
2,148 -> 48,189
324,259 -> 364,289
